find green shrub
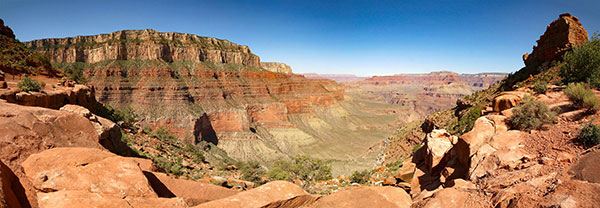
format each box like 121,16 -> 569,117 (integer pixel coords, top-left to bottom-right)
560,33 -> 600,87
98,104 -> 138,128
266,166 -> 292,181
452,105 -> 483,134
533,81 -> 548,94
563,82 -> 600,111
150,127 -> 176,142
349,170 -> 371,184
17,77 -> 42,92
63,64 -> 87,84
266,155 -> 332,187
510,95 -> 556,130
236,161 -> 266,185
578,123 -> 600,147
386,160 -> 403,171
184,144 -> 206,164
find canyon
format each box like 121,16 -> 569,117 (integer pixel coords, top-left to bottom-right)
24,29 -> 504,176
0,11 -> 599,208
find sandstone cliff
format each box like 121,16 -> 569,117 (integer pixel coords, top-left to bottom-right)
25,29 -> 261,67
524,13 -> 589,69
260,62 -> 292,74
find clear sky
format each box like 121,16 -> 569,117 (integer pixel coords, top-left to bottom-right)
2,0 -> 599,76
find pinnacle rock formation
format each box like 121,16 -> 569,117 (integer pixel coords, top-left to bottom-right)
0,19 -> 15,39
524,13 -> 589,69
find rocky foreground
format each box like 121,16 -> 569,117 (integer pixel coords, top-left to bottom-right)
1,12 -> 599,208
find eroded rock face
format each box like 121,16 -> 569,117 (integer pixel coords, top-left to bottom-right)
25,29 -> 261,67
0,19 -> 15,39
0,84 -> 98,112
424,129 -> 457,171
260,62 -> 292,74
524,13 -> 589,69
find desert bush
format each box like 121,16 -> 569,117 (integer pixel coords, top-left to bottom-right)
149,127 -> 176,142
578,123 -> 600,147
17,77 -> 42,92
267,155 -> 332,187
98,104 -> 138,128
349,170 -> 371,185
533,81 -> 548,94
386,160 -> 403,171
510,95 -> 556,130
452,105 -> 483,134
560,33 -> 600,87
563,82 -> 600,111
64,65 -> 87,84
236,161 -> 266,185
184,144 -> 206,164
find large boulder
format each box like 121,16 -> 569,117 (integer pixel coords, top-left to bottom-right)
308,186 -> 411,208
22,148 -> 157,198
59,104 -> 129,155
143,171 -> 238,206
492,91 -> 528,112
21,147 -> 189,207
424,129 -> 457,171
455,117 -> 495,168
193,181 -> 307,208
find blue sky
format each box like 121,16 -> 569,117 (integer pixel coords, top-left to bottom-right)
2,0 -> 599,76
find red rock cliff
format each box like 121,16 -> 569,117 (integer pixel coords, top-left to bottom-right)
25,29 -> 261,67
524,13 -> 589,68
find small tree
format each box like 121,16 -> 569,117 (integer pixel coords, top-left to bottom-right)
17,77 -> 42,92
560,33 -> 600,87
510,95 -> 556,130
563,82 -> 600,112
578,123 -> 600,147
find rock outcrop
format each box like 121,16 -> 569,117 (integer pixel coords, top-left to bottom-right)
260,62 -> 292,74
524,13 -> 589,69
0,82 -> 99,112
22,147 -> 189,208
25,29 -> 261,67
193,181 -> 308,208
0,19 -> 15,39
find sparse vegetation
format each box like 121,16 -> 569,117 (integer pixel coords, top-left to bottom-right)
510,95 -> 556,130
236,161 -> 266,185
560,33 -> 600,87
349,170 -> 371,185
563,82 -> 600,112
385,160 -> 403,171
533,81 -> 548,94
17,77 -> 43,92
578,123 -> 600,147
98,104 -> 138,128
452,105 -> 483,134
266,155 -> 332,188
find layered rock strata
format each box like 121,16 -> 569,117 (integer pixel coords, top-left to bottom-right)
524,13 -> 589,69
25,29 -> 261,67
260,62 -> 292,74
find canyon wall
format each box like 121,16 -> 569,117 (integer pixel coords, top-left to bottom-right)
25,29 -> 261,67
260,62 -> 292,74
523,13 -> 588,69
